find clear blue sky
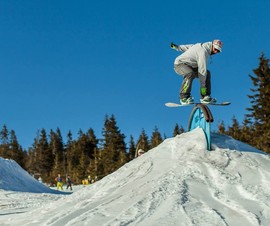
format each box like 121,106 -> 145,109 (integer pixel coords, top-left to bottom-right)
0,0 -> 269,149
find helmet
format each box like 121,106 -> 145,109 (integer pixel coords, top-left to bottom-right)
213,39 -> 223,52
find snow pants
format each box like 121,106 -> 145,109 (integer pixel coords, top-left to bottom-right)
174,63 -> 211,99
56,182 -> 63,190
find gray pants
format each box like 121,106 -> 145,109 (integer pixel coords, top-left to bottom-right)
174,63 -> 211,99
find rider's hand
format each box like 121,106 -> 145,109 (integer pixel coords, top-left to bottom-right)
170,42 -> 178,50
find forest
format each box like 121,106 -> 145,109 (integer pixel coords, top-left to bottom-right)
0,115 -> 184,184
0,54 -> 269,184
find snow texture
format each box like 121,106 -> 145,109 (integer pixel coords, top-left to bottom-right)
1,128 -> 270,226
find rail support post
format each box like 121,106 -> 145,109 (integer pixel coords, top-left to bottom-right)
187,104 -> 214,151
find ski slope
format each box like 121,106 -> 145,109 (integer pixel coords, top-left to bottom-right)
1,128 -> 270,226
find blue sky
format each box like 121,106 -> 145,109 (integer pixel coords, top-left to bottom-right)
0,0 -> 269,149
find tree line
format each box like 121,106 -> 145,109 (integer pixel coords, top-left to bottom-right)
1,54 -> 269,184
0,115 -> 185,184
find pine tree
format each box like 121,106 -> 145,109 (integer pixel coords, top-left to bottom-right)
173,123 -> 185,136
70,129 -> 89,182
227,117 -> 242,140
86,128 -> 99,158
136,129 -> 150,152
50,128 -> 65,177
77,128 -> 98,180
150,126 -> 163,149
9,130 -> 25,167
128,135 -> 136,160
0,126 -> 25,167
223,54 -> 270,153
25,134 -> 39,178
34,129 -> 53,180
66,130 -> 73,147
100,115 -> 127,177
65,130 -> 78,182
245,54 -> 270,153
218,121 -> 226,134
0,125 -> 10,159
240,117 -> 253,143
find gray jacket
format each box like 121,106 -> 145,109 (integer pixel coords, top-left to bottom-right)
174,42 -> 212,76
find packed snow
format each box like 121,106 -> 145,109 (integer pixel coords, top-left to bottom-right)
1,128 -> 270,226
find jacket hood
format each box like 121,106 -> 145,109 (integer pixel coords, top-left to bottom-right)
202,42 -> 212,55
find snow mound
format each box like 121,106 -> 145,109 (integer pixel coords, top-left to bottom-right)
1,128 -> 270,226
0,158 -> 61,194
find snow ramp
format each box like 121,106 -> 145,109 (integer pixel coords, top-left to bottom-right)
0,158 -> 63,194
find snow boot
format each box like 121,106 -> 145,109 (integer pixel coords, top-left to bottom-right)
200,96 -> 217,104
180,96 -> 194,105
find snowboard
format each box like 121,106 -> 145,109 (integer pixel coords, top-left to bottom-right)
165,101 -> 230,107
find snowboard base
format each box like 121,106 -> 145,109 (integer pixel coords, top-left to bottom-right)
165,102 -> 230,107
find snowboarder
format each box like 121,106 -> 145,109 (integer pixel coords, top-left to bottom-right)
170,39 -> 223,105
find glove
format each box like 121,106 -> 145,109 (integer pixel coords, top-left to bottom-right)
170,42 -> 178,50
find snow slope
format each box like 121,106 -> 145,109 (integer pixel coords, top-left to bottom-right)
1,128 -> 270,226
0,158 -> 62,194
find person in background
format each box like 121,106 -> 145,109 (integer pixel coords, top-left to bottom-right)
55,174 -> 63,190
66,175 -> 72,191
136,149 -> 145,158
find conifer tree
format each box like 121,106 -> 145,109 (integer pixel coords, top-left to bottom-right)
26,131 -> 39,178
9,130 -> 25,167
128,135 -> 136,160
245,54 -> 270,153
240,117 -> 253,143
66,130 -> 73,147
136,129 -> 150,152
71,129 -> 89,182
150,126 -> 163,149
88,146 -> 99,181
65,130 -> 77,182
36,129 -> 53,180
0,126 -> 25,167
100,115 -> 127,177
0,125 -> 10,158
86,128 -> 99,158
218,121 -> 226,134
223,54 -> 270,153
173,123 -> 185,136
50,128 -> 65,177
227,117 -> 242,140
78,128 -> 98,180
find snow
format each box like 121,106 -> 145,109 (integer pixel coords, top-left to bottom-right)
0,158 -> 64,194
1,128 -> 270,226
